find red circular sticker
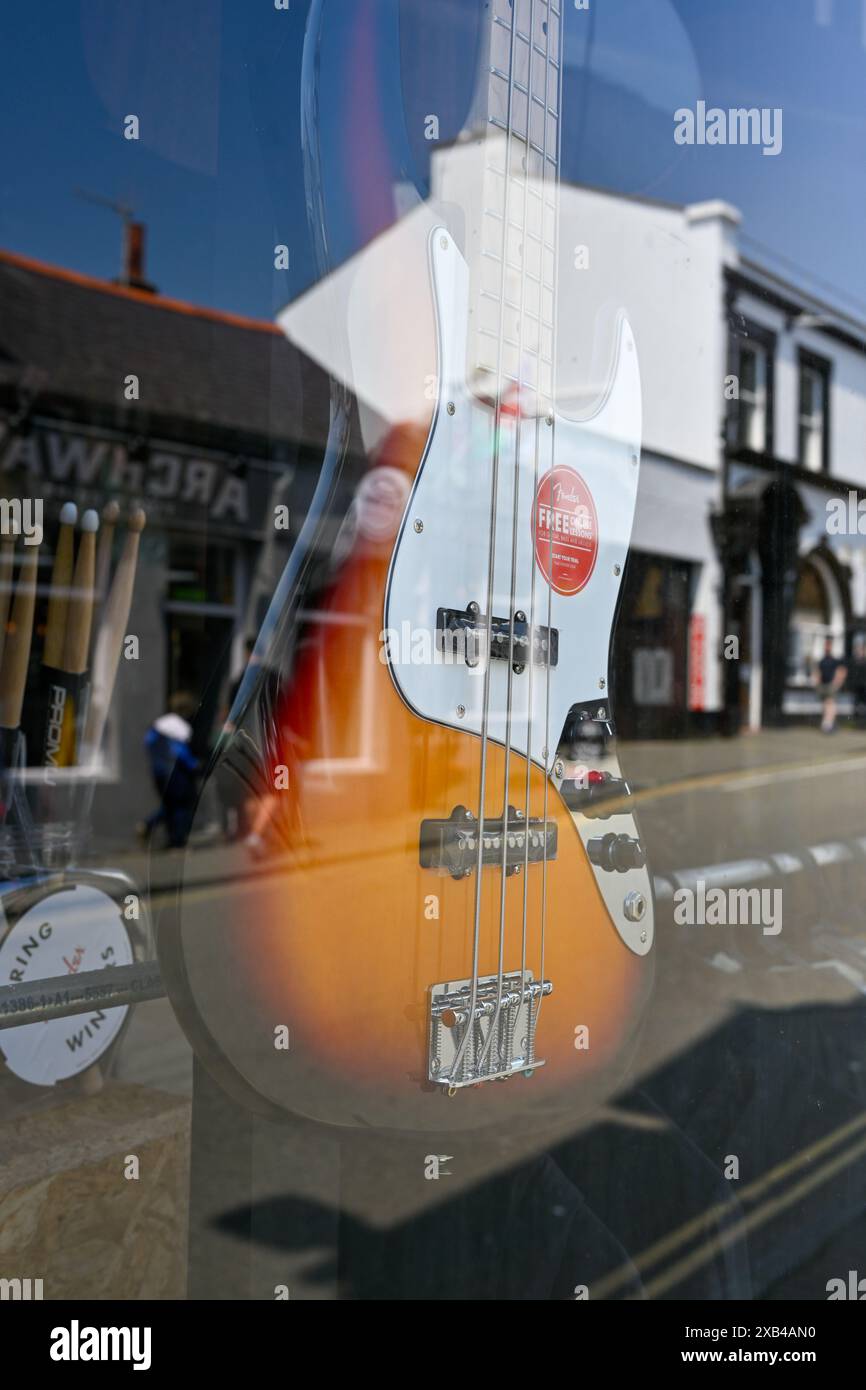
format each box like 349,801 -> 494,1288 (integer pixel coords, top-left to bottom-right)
532,465 -> 598,596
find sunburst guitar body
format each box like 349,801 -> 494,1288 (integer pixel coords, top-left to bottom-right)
160,0 -> 654,1132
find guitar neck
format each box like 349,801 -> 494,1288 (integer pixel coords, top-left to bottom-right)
439,0 -> 563,416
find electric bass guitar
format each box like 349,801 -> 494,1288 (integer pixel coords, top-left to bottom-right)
161,0 -> 654,1131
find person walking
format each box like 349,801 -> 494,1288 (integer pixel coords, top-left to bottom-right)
814,638 -> 847,734
140,692 -> 201,848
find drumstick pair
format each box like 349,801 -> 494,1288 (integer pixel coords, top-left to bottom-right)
0,534 -> 42,825
38,504 -> 99,777
0,498 -> 145,769
48,505 -> 101,668
0,538 -> 41,736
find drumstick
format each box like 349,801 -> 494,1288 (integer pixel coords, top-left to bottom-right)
90,499 -> 119,655
62,509 -> 98,675
43,501 -> 77,669
82,508 -> 146,756
0,537 -> 15,675
0,543 -> 39,730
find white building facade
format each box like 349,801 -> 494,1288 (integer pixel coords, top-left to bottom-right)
555,183 -> 866,735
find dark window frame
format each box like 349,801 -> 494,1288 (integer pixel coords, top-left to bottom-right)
727,319 -> 776,458
797,347 -> 831,474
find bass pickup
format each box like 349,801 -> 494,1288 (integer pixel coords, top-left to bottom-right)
420,805 -> 558,879
436,605 -> 558,671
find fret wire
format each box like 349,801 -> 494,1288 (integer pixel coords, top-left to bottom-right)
469,0 -> 560,400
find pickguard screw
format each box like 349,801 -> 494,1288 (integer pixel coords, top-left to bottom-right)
447,401 -> 456,415
631,453 -> 638,465
546,413 -> 554,426
640,931 -> 647,944
613,564 -> 621,576
515,610 -> 526,622
598,678 -> 606,689
413,518 -> 424,533
554,760 -> 564,778
440,236 -> 448,250
456,704 -> 466,718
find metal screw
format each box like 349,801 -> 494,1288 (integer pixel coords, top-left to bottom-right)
596,706 -> 606,719
546,413 -> 554,426
613,564 -> 621,577
413,518 -> 423,533
640,930 -> 647,944
623,891 -> 647,923
430,1057 -> 441,1073
456,704 -> 466,718
598,678 -> 606,689
515,610 -> 525,622
447,401 -> 456,415
631,453 -> 638,465
440,236 -> 448,250
554,760 -> 564,778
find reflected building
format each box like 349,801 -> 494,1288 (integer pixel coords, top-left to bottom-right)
547,181 -> 866,736
0,241 -> 328,841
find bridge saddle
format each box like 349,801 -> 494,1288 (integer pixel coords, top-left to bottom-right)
428,971 -> 553,1089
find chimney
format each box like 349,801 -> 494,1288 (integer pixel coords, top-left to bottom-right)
117,220 -> 156,294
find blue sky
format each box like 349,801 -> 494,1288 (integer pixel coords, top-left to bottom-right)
1,0 -> 864,321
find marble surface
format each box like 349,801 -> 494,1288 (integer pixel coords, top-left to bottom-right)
0,1082 -> 190,1299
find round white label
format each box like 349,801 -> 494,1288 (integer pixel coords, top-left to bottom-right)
0,883 -> 134,1086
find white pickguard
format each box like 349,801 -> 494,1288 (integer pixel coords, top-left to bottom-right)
384,227 -> 653,958
385,227 -> 642,771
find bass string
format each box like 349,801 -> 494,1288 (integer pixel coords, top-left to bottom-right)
476,0 -> 542,1072
537,0 -> 564,1027
520,0 -> 556,1014
450,0 -> 520,1082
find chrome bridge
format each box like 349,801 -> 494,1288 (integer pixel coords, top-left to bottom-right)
428,971 -> 553,1089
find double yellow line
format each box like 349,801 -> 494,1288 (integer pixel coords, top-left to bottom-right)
590,1109 -> 866,1299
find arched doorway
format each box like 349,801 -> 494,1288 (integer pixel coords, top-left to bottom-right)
788,550 -> 848,698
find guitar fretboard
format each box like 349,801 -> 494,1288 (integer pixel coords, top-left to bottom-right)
469,0 -> 562,415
